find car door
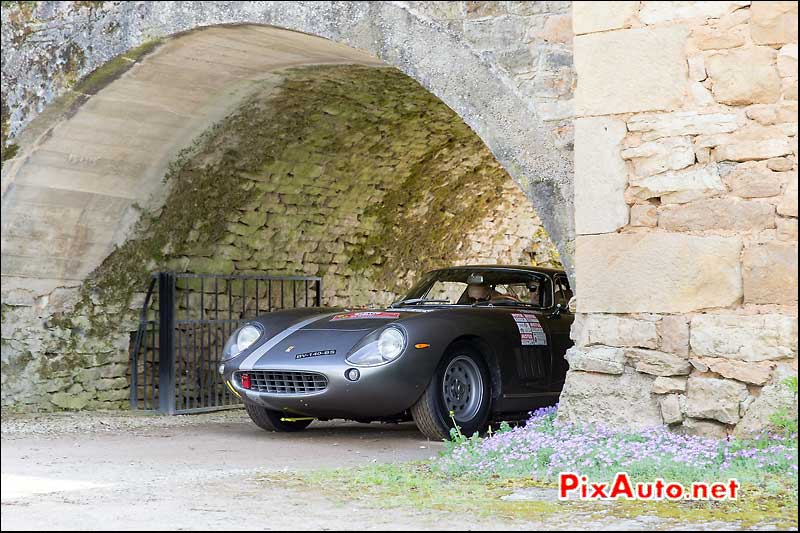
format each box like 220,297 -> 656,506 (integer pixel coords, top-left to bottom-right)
499,276 -> 554,413
511,308 -> 551,392
548,274 -> 574,392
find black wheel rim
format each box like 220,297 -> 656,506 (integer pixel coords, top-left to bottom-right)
442,355 -> 484,423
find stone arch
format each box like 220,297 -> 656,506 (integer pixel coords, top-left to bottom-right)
1,2 -> 575,301
3,1 -> 793,437
1,2 -> 574,411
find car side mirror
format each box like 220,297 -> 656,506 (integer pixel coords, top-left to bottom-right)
549,303 -> 564,319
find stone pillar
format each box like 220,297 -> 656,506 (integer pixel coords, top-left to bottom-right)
561,1 -> 798,437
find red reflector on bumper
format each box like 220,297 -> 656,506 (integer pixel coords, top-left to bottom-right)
241,373 -> 251,389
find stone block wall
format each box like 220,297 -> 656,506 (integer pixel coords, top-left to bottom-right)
1,65 -> 559,411
561,1 -> 798,437
3,1 -> 796,431
436,0 -> 576,152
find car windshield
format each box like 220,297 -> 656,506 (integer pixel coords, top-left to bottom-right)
396,268 -> 552,308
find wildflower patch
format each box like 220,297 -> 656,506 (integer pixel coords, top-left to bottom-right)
435,406 -> 799,492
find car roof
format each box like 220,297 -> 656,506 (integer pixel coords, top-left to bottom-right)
430,265 -> 566,277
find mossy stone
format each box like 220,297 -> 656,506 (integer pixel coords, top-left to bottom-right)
12,65 -> 559,411
50,391 -> 93,410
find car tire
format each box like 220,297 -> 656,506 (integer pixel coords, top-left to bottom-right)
244,402 -> 312,432
411,341 -> 491,441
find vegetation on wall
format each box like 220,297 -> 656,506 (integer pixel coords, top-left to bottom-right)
1,0 -> 161,165
90,64 -> 559,307
1,100 -> 18,166
3,64 -> 559,411
71,39 -> 161,96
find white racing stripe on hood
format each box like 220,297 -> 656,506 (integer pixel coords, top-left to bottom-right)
239,313 -> 335,370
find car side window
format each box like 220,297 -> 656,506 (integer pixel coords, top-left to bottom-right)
525,276 -> 552,308
554,276 -> 572,308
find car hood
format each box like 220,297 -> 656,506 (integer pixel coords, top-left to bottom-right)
236,308 -> 435,369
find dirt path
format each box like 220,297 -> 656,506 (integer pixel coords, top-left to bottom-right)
1,411 -> 748,530
2,410 -> 508,530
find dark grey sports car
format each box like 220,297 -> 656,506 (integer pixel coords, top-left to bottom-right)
219,265 -> 574,440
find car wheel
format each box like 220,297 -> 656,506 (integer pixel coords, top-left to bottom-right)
411,341 -> 491,440
244,402 -> 312,432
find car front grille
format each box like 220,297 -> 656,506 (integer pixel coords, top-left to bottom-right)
239,370 -> 328,394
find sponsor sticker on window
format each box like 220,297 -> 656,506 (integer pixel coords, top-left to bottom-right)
511,312 -> 547,345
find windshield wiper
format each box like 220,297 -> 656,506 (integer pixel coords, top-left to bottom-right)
472,300 -> 535,307
390,298 -> 451,308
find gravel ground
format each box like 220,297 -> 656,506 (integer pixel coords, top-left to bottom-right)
1,408 -> 249,438
0,410 -> 767,530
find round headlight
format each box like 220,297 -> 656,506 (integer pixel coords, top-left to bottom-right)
378,327 -> 405,362
236,325 -> 262,354
345,327 -> 407,366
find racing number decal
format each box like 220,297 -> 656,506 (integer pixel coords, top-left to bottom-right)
511,313 -> 547,346
331,311 -> 401,321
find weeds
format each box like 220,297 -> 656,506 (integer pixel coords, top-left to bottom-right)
273,393 -> 798,528
436,406 -> 798,492
769,377 -> 798,437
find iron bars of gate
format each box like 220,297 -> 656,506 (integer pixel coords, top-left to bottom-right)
130,272 -> 322,414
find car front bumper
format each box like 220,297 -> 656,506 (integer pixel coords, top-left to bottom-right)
221,358 -> 431,419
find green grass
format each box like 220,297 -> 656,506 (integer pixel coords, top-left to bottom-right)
266,462 -> 798,529
770,377 -> 799,436
262,463 -> 563,522
262,389 -> 798,528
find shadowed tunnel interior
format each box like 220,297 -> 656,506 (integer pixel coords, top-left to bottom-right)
0,25 -> 559,410
97,64 -> 561,307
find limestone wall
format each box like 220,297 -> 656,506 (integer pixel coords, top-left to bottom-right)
2,1 -> 797,431
407,1 -> 575,152
1,65 -> 559,411
561,1 -> 798,436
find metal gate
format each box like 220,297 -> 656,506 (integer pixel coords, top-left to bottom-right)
130,272 -> 322,414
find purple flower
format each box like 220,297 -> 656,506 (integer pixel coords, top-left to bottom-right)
434,406 -> 798,489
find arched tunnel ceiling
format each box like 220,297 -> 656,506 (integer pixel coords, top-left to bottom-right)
2,26 -> 385,295
2,8 -> 575,300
